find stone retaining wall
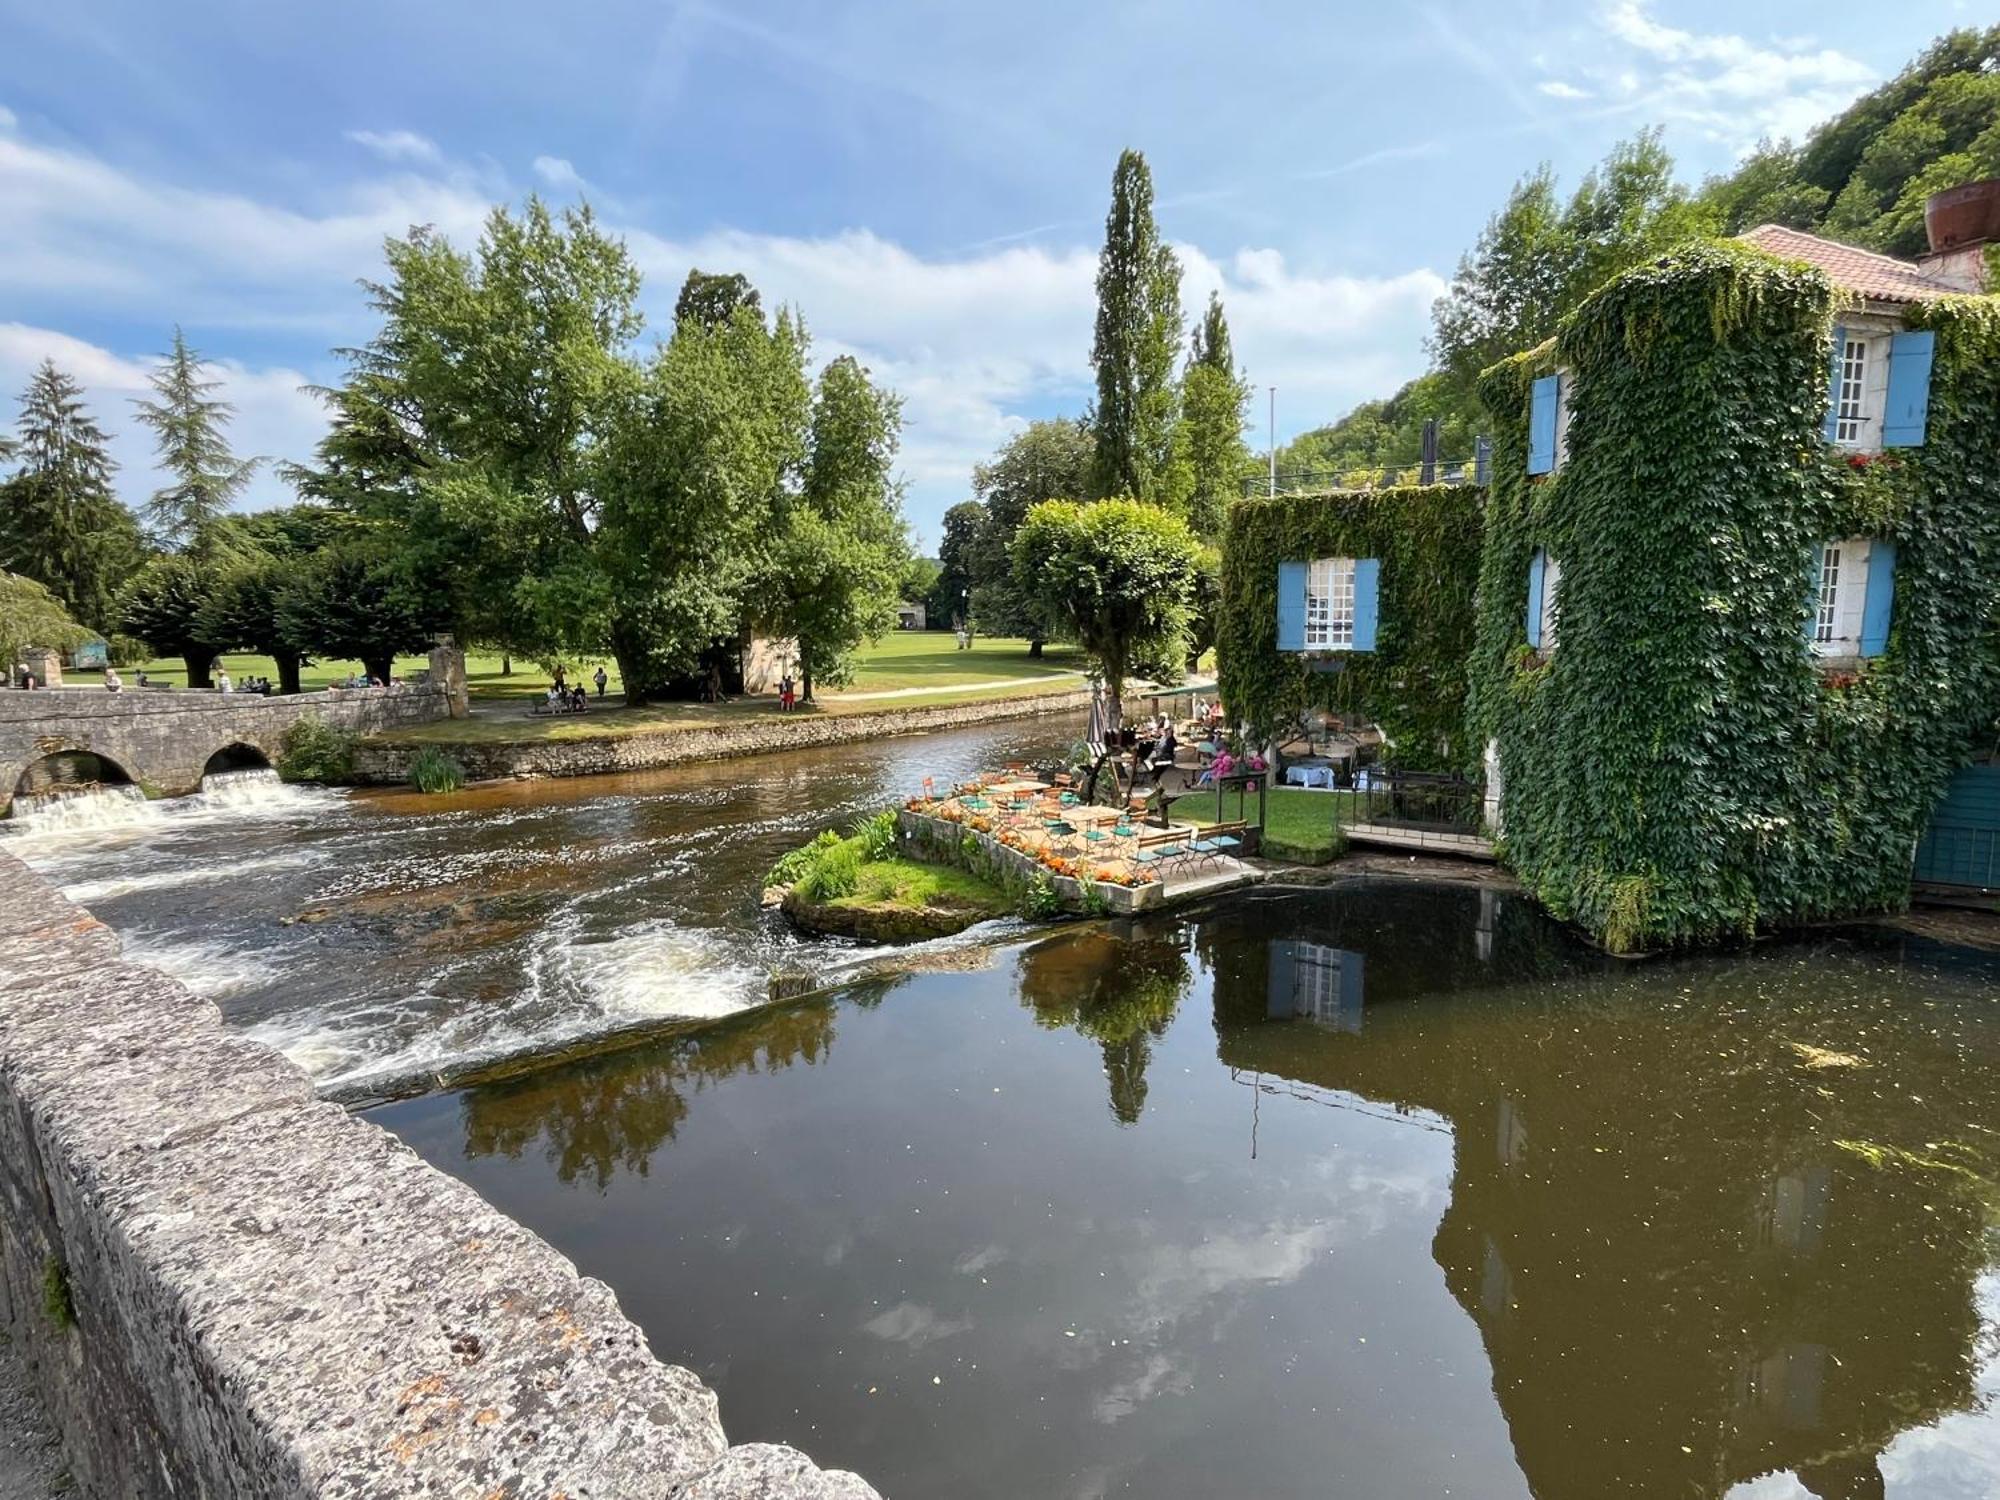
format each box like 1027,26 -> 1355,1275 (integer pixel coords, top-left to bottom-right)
0,856 -> 878,1499
352,686 -> 1094,783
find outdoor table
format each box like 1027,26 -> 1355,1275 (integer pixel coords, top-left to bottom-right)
1286,763 -> 1336,789
986,780 -> 1048,796
1063,805 -> 1123,826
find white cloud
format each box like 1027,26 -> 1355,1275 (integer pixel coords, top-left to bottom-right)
532,155 -> 585,191
343,129 -> 442,166
1537,80 -> 1593,101
0,121 -> 1444,544
0,104 -> 16,132
0,323 -> 326,515
1591,1 -> 1874,148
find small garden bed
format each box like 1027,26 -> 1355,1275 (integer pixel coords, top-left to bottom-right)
766,813 -> 1015,944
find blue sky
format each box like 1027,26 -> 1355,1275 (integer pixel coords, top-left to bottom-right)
0,0 -> 1978,546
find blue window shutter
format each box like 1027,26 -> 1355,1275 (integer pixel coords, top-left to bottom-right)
1860,540 -> 1896,657
1352,559 -> 1381,652
1823,325 -> 1845,443
1276,562 -> 1306,652
1804,544 -> 1824,645
1882,330 -> 1936,448
1527,376 -> 1558,475
1524,549 -> 1547,649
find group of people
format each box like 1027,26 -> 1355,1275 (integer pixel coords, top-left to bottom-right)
777,674 -> 799,712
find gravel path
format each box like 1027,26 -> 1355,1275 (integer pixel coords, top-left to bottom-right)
0,1331 -> 67,1499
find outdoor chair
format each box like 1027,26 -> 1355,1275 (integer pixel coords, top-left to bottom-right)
1133,827 -> 1192,875
1187,820 -> 1249,870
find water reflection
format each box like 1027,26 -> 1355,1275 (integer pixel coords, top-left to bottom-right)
378,880 -> 2000,1498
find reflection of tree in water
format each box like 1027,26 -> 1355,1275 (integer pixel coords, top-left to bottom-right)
1206,903 -> 2000,1500
1016,925 -> 1192,1124
460,997 -> 846,1190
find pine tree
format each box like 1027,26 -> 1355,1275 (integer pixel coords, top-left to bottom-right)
132,327 -> 260,554
1088,150 -> 1184,504
0,360 -> 142,631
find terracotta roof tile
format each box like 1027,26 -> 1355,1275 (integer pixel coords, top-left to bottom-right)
1737,224 -> 1961,304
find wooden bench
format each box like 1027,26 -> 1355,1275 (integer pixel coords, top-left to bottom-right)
1187,820 -> 1250,867
1133,827 -> 1193,875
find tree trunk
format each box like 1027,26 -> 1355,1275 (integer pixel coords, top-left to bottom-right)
1028,638 -> 1044,658
501,655 -> 512,676
275,652 -> 302,697
183,652 -> 212,690
363,655 -> 394,685
610,623 -> 649,708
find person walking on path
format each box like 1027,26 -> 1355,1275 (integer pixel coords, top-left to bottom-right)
779,674 -> 796,713
594,665 -> 607,699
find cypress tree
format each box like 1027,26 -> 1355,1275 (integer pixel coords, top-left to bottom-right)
1089,150 -> 1183,503
132,327 -> 261,555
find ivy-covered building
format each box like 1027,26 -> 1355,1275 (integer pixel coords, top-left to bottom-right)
1469,217 -> 2000,950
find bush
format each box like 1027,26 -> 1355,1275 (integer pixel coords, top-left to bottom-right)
768,829 -> 845,888
849,809 -> 898,861
276,716 -> 357,783
796,837 -> 864,901
407,746 -> 466,794
1019,872 -> 1062,920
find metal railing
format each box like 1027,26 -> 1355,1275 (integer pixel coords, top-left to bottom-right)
1352,770 -> 1486,835
1243,449 -> 1490,499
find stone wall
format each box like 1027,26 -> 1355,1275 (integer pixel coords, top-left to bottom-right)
353,686 -> 1095,784
1,665 -> 460,813
0,857 -> 878,1499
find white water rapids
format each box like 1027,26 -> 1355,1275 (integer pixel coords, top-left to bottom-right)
4,726 -> 1065,1100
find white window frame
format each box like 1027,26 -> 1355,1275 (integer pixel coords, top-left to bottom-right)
1552,369 -> 1573,470
1831,322 -> 1894,452
1304,557 -> 1355,651
1539,554 -> 1562,651
1812,537 -> 1871,657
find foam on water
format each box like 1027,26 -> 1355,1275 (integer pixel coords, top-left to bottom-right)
6,782 -> 151,835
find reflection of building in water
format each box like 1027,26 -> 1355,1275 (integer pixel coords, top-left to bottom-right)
1202,883 -> 1996,1500
1267,941 -> 1365,1032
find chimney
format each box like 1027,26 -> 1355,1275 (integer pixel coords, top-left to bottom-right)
1918,179 -> 2000,293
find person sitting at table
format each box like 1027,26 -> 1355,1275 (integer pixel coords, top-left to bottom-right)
1147,725 -> 1177,780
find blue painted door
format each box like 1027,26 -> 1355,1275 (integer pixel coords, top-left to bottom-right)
1913,763 -> 2000,889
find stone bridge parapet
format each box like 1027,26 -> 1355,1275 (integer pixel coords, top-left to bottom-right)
1,650 -> 465,811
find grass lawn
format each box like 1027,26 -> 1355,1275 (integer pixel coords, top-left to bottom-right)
839,633 -> 1084,692
1169,785 -> 1360,856
832,858 -> 1012,915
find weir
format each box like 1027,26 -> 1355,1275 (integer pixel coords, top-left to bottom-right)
0,853 -> 879,1499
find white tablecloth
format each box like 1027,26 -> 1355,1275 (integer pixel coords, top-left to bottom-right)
1285,765 -> 1335,789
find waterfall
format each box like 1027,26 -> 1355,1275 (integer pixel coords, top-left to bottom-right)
6,783 -> 152,834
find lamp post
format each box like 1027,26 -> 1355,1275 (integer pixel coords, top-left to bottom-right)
1268,386 -> 1277,497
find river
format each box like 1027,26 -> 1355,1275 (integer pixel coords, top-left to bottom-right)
9,729 -> 2000,1497
3,721 -> 1074,1100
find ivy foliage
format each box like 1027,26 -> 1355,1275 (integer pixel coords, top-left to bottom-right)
1469,238 -> 2000,951
1216,485 -> 1485,767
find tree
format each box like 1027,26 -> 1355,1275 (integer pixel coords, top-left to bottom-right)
1175,292 -> 1252,540
674,270 -> 762,331
765,356 -> 908,701
592,304 -> 811,700
0,361 -> 144,632
0,570 -> 91,675
275,544 -> 437,685
900,555 -> 941,615
119,554 -> 226,687
931,500 -> 985,628
199,555 -> 307,694
969,418 -> 1094,653
1088,149 -> 1183,504
131,327 -> 261,555
1011,498 -> 1201,728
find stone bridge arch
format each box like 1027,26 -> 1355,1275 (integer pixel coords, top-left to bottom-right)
0,647 -> 464,815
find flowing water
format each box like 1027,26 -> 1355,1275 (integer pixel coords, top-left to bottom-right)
375,881 -> 2000,1500
10,728 -> 2000,1497
3,724 -> 1073,1099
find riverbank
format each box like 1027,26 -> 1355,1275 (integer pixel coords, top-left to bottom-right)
353,682 -> 1093,783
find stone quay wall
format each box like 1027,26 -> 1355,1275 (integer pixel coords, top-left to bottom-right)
1,654 -> 464,814
0,856 -> 879,1499
352,685 -> 1095,784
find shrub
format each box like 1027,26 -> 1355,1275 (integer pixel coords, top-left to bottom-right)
407,746 -> 466,795
276,716 -> 357,783
767,829 -> 845,888
1019,873 -> 1062,920
849,809 -> 898,860
797,838 -> 864,901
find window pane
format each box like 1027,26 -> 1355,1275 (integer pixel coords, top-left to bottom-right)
1304,558 -> 1355,649
1816,546 -> 1841,644
1836,340 -> 1866,444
